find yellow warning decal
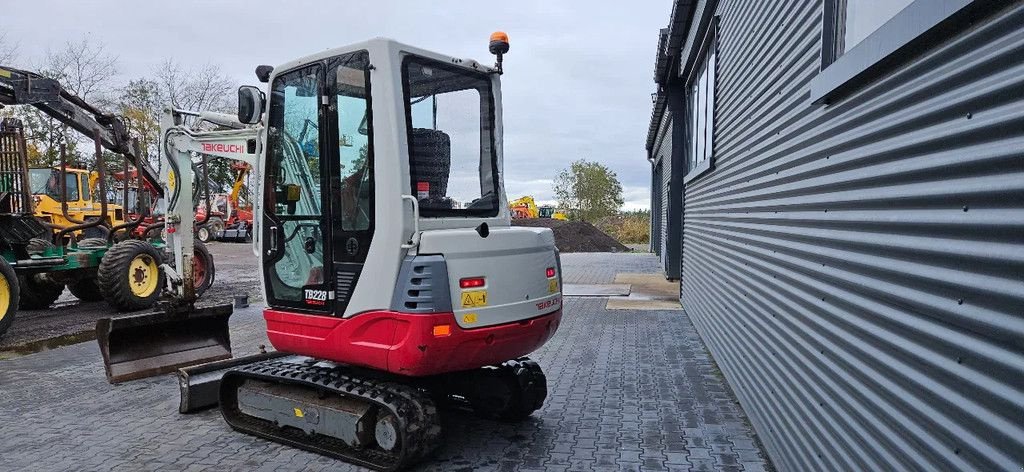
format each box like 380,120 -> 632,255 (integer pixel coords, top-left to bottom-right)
0,69 -> 11,78
548,279 -> 558,293
167,170 -> 176,191
293,408 -> 304,418
462,313 -> 478,324
461,290 -> 487,308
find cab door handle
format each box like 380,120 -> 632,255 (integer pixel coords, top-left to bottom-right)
266,224 -> 278,256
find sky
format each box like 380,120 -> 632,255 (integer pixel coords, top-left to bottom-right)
2,0 -> 670,210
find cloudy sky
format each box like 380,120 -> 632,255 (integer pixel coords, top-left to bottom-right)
3,0 -> 670,210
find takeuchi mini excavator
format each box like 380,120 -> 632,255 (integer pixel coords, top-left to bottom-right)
124,34 -> 562,470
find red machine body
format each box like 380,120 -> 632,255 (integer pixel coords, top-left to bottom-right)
264,307 -> 562,376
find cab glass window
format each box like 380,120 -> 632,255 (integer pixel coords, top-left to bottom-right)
29,169 -> 79,201
402,56 -> 498,218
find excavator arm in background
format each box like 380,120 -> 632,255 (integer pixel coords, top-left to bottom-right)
158,107 -> 261,302
94,107 -> 262,384
0,65 -> 164,199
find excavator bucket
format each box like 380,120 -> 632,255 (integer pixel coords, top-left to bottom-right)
96,303 -> 234,383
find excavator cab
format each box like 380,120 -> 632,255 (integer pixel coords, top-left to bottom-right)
252,40 -> 561,371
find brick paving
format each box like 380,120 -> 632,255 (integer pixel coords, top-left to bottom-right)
0,253 -> 770,471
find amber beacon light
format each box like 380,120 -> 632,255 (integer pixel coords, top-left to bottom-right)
489,31 -> 510,73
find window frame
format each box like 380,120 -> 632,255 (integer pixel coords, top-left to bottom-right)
682,16 -> 719,186
400,54 -> 500,219
813,0 -> 987,104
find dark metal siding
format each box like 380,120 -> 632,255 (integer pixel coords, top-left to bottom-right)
656,115 -> 674,267
651,161 -> 663,255
680,1 -> 1024,471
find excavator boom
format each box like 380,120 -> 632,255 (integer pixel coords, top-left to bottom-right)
0,65 -> 163,198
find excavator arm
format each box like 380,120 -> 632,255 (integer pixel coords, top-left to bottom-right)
159,107 -> 261,301
0,65 -> 163,198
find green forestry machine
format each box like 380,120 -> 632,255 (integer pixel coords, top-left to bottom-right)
0,66 -> 217,343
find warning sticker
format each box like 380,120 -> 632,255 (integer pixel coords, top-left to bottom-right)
417,181 -> 430,200
460,290 -> 487,308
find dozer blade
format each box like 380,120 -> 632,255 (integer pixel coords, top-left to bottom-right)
177,351 -> 291,413
96,303 -> 234,383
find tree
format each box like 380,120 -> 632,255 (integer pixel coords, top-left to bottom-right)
117,78 -> 162,165
4,38 -> 119,168
0,32 -> 18,64
153,59 -> 238,190
553,159 -> 624,222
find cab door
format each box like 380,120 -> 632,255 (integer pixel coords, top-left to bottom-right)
261,63 -> 333,313
262,51 -> 375,315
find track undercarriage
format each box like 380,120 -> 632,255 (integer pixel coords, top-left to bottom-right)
219,356 -> 547,471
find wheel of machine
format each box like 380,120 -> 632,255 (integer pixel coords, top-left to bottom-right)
97,239 -> 164,311
26,237 -> 55,254
0,258 -> 19,339
68,276 -> 104,302
198,217 -> 224,243
82,224 -> 107,240
17,273 -> 65,310
77,237 -> 109,248
192,239 -> 215,297
71,239 -> 109,301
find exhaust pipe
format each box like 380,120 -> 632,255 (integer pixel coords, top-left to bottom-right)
96,303 -> 234,383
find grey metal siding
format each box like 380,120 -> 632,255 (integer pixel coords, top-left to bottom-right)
680,2 -> 1024,471
656,114 -> 674,266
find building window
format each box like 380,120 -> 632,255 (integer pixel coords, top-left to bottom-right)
813,0 -> 987,103
684,18 -> 717,184
828,0 -> 914,64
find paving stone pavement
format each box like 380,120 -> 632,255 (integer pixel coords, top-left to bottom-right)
0,253 -> 770,471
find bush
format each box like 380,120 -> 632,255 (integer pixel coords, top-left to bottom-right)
595,210 -> 650,245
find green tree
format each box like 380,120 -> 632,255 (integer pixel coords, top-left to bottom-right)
553,159 -> 624,223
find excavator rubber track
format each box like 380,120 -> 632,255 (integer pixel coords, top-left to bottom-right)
219,358 -> 442,472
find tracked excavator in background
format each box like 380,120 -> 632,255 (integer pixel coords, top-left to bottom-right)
105,34 -> 563,470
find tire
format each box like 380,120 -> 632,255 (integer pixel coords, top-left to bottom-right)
68,276 -> 104,302
82,225 -> 107,240
192,239 -> 215,297
198,217 -> 224,243
0,258 -> 19,339
196,226 -> 211,243
77,237 -> 109,248
98,239 -> 164,312
26,237 -> 55,254
409,129 -> 451,199
17,273 -> 64,310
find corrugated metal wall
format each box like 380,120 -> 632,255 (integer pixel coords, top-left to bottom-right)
651,161 -> 663,255
679,1 -> 1024,471
657,115 -> 674,266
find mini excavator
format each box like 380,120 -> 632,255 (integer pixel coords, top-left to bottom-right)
113,34 -> 563,470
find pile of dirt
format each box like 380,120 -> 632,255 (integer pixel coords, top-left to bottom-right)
512,219 -> 631,253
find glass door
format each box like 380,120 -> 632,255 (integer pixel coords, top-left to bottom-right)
262,64 -> 332,312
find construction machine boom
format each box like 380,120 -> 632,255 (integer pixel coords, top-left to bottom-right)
0,65 -> 163,199
94,109 -> 262,383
